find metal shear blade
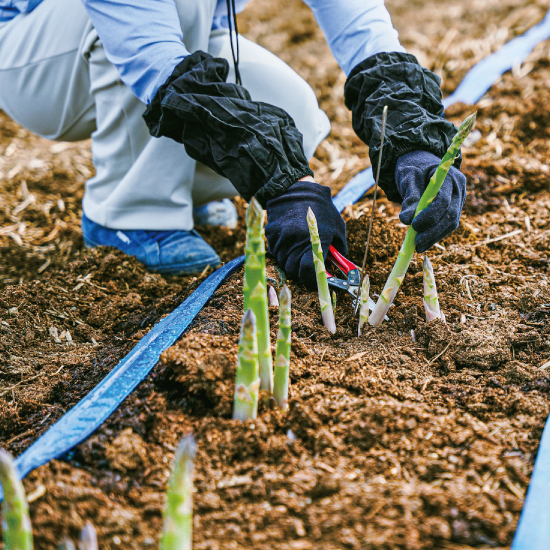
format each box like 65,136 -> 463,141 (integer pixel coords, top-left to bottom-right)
325,245 -> 385,316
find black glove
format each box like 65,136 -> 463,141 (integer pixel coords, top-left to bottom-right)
396,151 -> 466,253
344,52 -> 462,203
265,181 -> 347,289
143,51 -> 313,206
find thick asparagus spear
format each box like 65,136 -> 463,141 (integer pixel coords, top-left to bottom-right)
0,449 -> 33,550
233,309 -> 261,421
357,276 -> 370,336
307,207 -> 336,334
423,255 -> 443,322
369,112 -> 476,326
243,197 -> 273,393
160,435 -> 197,550
273,285 -> 292,410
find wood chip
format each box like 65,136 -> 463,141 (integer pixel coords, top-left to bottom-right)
346,351 -> 367,362
27,484 -> 46,503
471,229 -> 523,248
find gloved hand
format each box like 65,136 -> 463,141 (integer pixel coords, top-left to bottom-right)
143,51 -> 313,206
265,181 -> 347,289
344,52 -> 462,204
396,150 -> 467,253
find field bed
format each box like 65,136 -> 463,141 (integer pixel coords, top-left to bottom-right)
1,0 -> 550,548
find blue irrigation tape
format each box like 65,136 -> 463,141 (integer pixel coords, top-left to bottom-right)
0,254 -> 245,500
443,9 -> 550,108
332,167 -> 375,212
511,416 -> 550,549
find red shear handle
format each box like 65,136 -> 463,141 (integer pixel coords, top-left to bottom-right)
327,245 -> 357,276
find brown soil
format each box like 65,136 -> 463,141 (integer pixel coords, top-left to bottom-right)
1,0 -> 550,549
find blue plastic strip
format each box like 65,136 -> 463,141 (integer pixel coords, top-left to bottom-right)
332,167 -> 375,212
0,255 -> 245,500
511,417 -> 550,549
443,9 -> 550,108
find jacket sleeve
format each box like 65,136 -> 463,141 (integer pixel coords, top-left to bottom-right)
344,52 -> 462,203
301,0 -> 405,75
80,0 -> 189,104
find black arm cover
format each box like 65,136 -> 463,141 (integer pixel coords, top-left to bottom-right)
143,51 -> 313,206
344,52 -> 462,203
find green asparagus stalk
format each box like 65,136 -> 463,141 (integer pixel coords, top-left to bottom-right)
160,434 -> 197,550
0,450 -> 33,550
233,309 -> 261,421
307,207 -> 336,334
273,285 -> 292,410
243,197 -> 273,393
79,523 -> 98,550
422,255 -> 443,322
369,112 -> 476,327
357,275 -> 370,337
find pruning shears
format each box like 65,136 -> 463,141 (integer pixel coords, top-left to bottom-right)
326,245 -> 387,317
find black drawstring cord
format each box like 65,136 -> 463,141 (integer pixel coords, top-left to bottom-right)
225,0 -> 242,86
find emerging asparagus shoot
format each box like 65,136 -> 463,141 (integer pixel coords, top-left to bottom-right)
160,434 -> 197,550
243,197 -> 273,393
268,285 -> 279,307
357,275 -> 370,336
307,207 -> 336,334
423,255 -> 443,322
369,112 -> 476,326
80,522 -> 98,550
0,449 -> 33,550
234,309 -> 261,421
273,285 -> 292,410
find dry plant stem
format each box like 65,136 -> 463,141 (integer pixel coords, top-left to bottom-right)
160,435 -> 197,550
233,309 -> 261,421
332,291 -> 337,313
357,276 -> 370,336
243,197 -> 273,393
356,105 -> 388,315
0,450 -> 33,550
79,522 -> 98,550
307,207 -> 336,334
423,255 -> 442,321
273,285 -> 292,410
369,112 -> 477,326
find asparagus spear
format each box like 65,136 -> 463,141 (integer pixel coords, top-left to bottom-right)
233,309 -> 261,421
273,285 -> 292,410
79,523 -> 98,550
423,255 -> 443,322
0,449 -> 33,550
307,207 -> 336,334
58,539 -> 76,550
267,285 -> 279,307
369,112 -> 476,326
357,275 -> 370,337
160,434 -> 197,550
243,197 -> 273,393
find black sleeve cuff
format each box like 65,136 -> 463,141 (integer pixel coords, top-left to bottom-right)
143,51 -> 313,207
344,51 -> 462,203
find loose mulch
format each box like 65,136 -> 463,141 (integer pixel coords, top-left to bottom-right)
1,0 -> 549,548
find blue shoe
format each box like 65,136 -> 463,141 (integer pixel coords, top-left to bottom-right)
81,214 -> 220,274
193,199 -> 238,229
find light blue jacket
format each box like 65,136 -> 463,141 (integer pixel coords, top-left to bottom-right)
0,0 -> 404,104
